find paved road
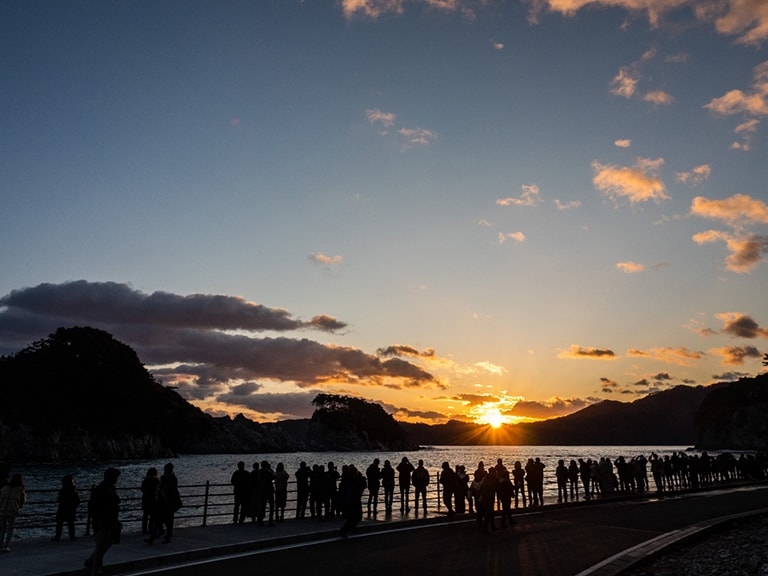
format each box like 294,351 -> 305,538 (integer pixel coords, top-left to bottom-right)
123,485 -> 768,576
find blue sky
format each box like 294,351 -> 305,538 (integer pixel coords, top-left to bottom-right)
1,0 -> 767,426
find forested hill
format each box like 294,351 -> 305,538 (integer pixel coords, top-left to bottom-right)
0,327 -> 415,462
1,326 -> 766,462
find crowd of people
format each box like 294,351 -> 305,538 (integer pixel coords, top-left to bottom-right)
0,449 -> 765,566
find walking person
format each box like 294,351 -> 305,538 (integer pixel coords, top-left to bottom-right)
84,467 -> 120,574
52,474 -> 80,541
230,461 -> 250,524
0,473 -> 26,552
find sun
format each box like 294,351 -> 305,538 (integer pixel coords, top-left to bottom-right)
483,407 -> 505,429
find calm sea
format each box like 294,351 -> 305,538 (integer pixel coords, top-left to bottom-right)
14,445 -> 696,496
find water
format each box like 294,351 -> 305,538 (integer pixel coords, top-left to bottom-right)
11,445 -> 702,538
14,445 -> 694,496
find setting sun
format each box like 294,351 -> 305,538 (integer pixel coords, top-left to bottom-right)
482,407 -> 505,429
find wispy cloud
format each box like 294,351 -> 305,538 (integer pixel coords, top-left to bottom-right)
616,261 -> 645,273
309,252 -> 343,266
643,89 -> 675,105
496,184 -> 542,207
592,157 -> 668,204
691,194 -> 768,228
676,164 -> 711,186
508,396 -> 593,419
558,344 -> 616,360
366,108 -> 396,128
627,346 -> 705,366
554,199 -> 581,210
498,231 -> 527,244
614,138 -> 632,148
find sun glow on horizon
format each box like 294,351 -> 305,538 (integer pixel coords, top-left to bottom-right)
480,407 -> 506,428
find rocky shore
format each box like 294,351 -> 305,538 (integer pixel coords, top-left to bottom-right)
625,512 -> 768,576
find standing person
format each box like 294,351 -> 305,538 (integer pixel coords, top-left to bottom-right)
477,466 -> 498,533
365,458 -> 381,515
309,464 -> 324,519
568,459 -> 580,500
257,461 -> 275,527
84,468 -> 120,574
0,473 -> 26,552
556,460 -> 569,503
249,462 -> 261,523
140,467 -> 160,536
454,465 -> 469,514
533,457 -> 546,506
339,465 -> 367,538
52,474 -> 80,541
439,462 -> 457,516
294,462 -> 310,519
274,463 -> 289,522
324,462 -> 340,518
411,459 -> 430,514
230,461 -> 250,524
381,460 -> 395,514
396,457 -> 414,513
512,461 -> 526,508
147,463 -> 181,544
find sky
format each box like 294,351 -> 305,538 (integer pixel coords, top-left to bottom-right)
1,0 -> 768,428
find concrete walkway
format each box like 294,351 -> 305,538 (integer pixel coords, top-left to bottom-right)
4,484 -> 768,576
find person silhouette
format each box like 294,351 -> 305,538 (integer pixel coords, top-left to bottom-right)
365,458 -> 382,514
339,465 -> 367,538
411,459 -> 430,514
396,457 -> 415,513
257,461 -> 275,527
295,462 -> 310,518
439,462 -> 457,516
274,463 -> 289,522
146,463 -> 181,544
230,461 -> 250,524
0,473 -> 26,552
84,468 -> 120,574
52,474 -> 80,541
381,460 -> 395,514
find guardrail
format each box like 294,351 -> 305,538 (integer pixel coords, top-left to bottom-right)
14,479 -> 448,539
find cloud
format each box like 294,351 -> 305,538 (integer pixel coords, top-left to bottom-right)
0,280 -> 343,333
592,157 -> 668,204
508,397 -> 593,419
377,344 -> 437,358
366,108 -> 397,128
692,230 -> 768,272
610,67 -> 640,98
493,41 -> 504,50
616,261 -> 645,273
709,345 -> 762,366
213,390 -> 317,419
309,252 -> 343,266
627,346 -> 705,365
676,164 -> 711,186
558,345 -> 616,359
643,90 -> 675,105
528,0 -> 690,27
614,139 -> 632,148
705,1 -> 768,46
715,312 -> 768,338
705,60 -> 768,147
554,199 -> 582,210
498,231 -> 527,244
497,184 -> 542,207
398,127 -> 437,146
452,393 -> 500,407
342,0 -> 405,20
712,371 -> 752,381
0,281 -> 441,419
690,194 -> 768,228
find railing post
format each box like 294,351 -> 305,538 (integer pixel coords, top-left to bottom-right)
202,481 -> 210,527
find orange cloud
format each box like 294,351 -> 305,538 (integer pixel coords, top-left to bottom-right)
627,346 -> 705,366
715,312 -> 768,338
497,184 -> 542,207
366,108 -> 396,128
707,1 -> 768,46
592,157 -> 668,204
558,345 -> 616,359
614,139 -> 632,148
676,164 -> 711,186
692,231 -> 768,273
709,345 -> 762,366
616,261 -> 645,273
498,231 -> 527,244
643,90 -> 675,105
309,252 -> 343,265
691,194 -> 768,228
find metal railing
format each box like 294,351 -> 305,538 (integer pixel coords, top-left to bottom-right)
14,479 -> 448,539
